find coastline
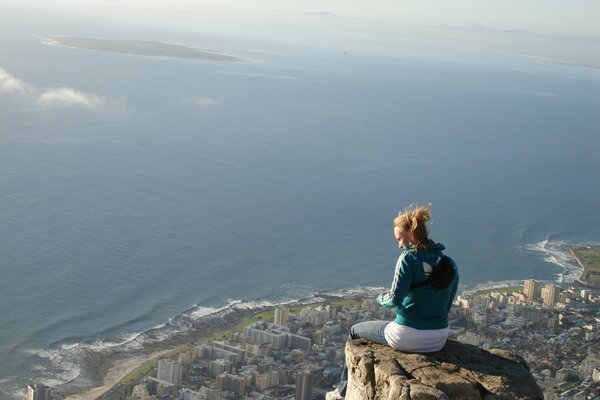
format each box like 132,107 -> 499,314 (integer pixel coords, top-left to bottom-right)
60,278 -> 557,400
65,351 -> 169,400
36,241 -> 589,399
56,292 -> 374,399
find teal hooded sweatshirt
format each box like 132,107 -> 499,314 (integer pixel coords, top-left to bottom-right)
376,241 -> 459,330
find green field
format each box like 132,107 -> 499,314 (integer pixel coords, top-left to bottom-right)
572,246 -> 600,285
572,247 -> 600,272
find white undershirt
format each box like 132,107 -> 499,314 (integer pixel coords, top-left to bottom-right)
384,322 -> 449,353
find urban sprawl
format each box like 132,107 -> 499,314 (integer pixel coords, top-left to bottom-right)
29,279 -> 600,400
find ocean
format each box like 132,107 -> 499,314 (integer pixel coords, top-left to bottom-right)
1,6 -> 599,398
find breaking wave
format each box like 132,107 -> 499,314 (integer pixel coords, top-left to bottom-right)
15,286 -> 381,397
524,240 -> 586,284
11,240 -> 592,398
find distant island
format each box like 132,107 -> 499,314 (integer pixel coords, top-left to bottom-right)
571,245 -> 600,287
42,37 -> 242,62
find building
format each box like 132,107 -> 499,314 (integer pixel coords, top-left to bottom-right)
522,307 -> 544,323
288,333 -> 312,351
457,332 -> 481,346
209,359 -> 231,377
244,324 -> 288,350
196,344 -> 212,360
547,315 -> 560,329
244,322 -> 311,351
180,388 -> 209,400
524,279 -> 541,300
157,359 -> 183,386
274,307 -> 290,326
295,370 -> 315,400
215,373 -> 246,395
27,384 -> 49,400
213,341 -> 246,362
301,307 -> 329,326
199,386 -> 228,400
253,370 -> 280,390
541,284 -> 560,306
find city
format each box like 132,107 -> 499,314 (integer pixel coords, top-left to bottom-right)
28,279 -> 600,400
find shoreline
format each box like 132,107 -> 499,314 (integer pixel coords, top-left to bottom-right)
65,351 -> 169,400
57,293 -> 370,400
59,278 -> 568,399
61,278 -> 561,400
34,242 -> 588,399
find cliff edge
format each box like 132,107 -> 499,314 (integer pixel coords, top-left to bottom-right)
344,339 -> 543,400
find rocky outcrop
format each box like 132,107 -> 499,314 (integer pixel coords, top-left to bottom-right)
344,339 -> 543,400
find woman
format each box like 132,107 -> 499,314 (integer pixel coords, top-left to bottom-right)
327,204 -> 459,400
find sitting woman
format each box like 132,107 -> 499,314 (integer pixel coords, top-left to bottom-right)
327,204 -> 459,400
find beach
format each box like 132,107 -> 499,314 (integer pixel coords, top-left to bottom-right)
65,352 -> 169,400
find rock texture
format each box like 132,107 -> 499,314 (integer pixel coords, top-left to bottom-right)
344,339 -> 543,400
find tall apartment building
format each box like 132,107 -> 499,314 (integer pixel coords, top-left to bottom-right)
244,324 -> 288,350
295,370 -> 315,400
215,373 -> 246,395
213,341 -> 246,362
274,307 -> 290,326
522,307 -> 544,323
541,284 -> 560,306
288,333 -> 311,351
244,322 -> 311,351
209,359 -> 231,377
253,370 -> 280,391
157,359 -> 183,386
300,307 -> 329,326
524,279 -> 541,300
196,344 -> 212,359
27,384 -> 49,400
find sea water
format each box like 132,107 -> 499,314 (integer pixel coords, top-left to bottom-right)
1,7 -> 599,398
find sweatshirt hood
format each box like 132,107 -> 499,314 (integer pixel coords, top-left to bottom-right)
428,240 -> 445,251
401,240 -> 445,252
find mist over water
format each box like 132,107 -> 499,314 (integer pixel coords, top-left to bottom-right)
1,9 -> 599,398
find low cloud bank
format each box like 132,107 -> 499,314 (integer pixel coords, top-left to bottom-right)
38,87 -> 104,108
0,68 -> 29,95
193,96 -> 224,107
0,67 -> 105,109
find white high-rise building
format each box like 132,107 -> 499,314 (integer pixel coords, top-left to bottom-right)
274,307 -> 290,326
523,279 -> 541,300
157,359 -> 183,386
27,384 -> 48,400
541,284 -> 560,306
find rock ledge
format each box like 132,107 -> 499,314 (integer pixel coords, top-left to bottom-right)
345,339 -> 543,400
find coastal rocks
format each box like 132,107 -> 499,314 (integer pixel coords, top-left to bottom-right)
344,339 -> 543,400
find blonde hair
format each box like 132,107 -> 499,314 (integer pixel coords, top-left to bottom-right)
393,204 -> 432,250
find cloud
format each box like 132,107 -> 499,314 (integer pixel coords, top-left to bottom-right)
37,87 -> 104,108
193,96 -> 224,107
1,67 -> 106,110
0,68 -> 29,95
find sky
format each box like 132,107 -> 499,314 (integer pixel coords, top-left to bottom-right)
10,0 -> 600,37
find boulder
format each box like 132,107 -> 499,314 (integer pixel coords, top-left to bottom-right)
344,339 -> 543,400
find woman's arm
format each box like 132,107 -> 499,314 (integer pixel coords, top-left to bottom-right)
447,268 -> 459,311
377,254 -> 412,308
